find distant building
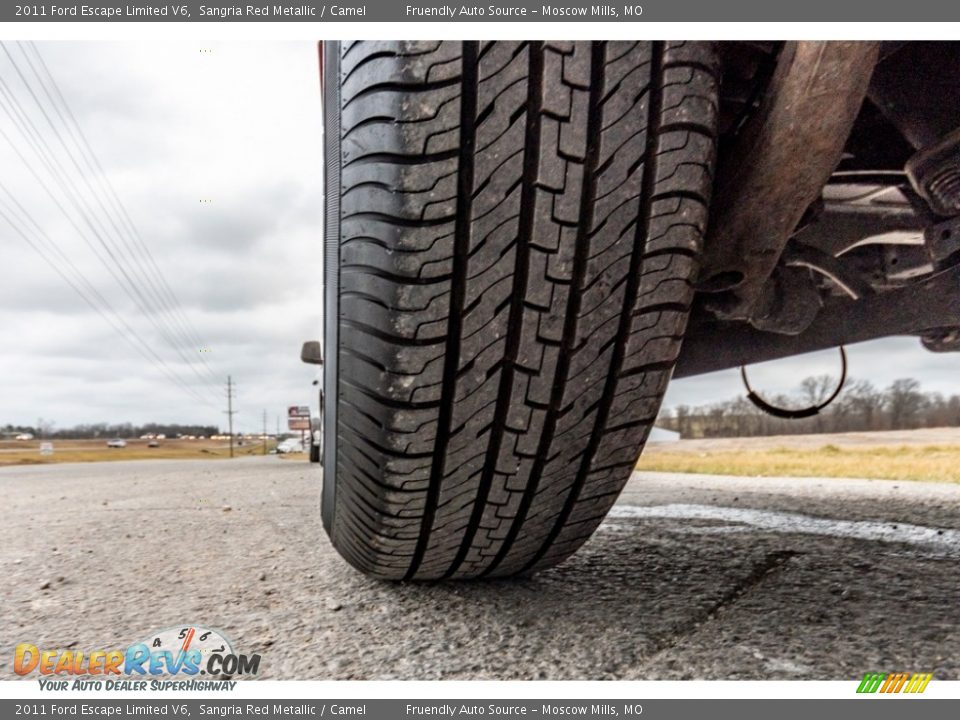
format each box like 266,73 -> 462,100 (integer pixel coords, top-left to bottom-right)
15,433 -> 34,441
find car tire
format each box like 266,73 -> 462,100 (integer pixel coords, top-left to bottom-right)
322,40 -> 718,579
310,441 -> 321,464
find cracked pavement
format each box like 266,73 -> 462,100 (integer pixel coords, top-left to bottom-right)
2,456 -> 958,680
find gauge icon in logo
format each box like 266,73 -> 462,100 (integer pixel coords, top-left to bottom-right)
139,625 -> 234,675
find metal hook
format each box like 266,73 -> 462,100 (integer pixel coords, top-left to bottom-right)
741,346 -> 848,420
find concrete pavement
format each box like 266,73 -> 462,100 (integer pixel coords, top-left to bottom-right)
1,456 -> 957,680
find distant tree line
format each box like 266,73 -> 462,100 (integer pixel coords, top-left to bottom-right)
659,377 -> 960,439
1,422 -> 221,439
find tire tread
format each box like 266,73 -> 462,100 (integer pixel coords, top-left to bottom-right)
330,40 -> 718,579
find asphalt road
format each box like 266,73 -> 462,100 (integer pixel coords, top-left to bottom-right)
2,456 -> 958,680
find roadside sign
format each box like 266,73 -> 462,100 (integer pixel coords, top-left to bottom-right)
39,442 -> 53,456
288,417 -> 310,431
288,405 -> 310,418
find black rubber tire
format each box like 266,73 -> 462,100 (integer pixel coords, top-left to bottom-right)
310,441 -> 321,464
323,40 -> 718,580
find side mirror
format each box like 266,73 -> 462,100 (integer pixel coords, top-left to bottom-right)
300,340 -> 324,365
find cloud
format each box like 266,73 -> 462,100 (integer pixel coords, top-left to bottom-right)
0,41 -> 323,427
0,41 -> 954,433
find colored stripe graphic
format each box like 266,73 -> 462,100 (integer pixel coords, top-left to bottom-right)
857,672 -> 932,693
857,672 -> 886,693
905,673 -> 933,694
887,673 -> 909,693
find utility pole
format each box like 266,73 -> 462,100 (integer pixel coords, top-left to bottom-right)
262,409 -> 267,456
224,376 -> 237,458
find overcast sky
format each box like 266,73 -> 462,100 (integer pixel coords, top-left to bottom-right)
0,42 -> 323,433
0,42 -> 954,432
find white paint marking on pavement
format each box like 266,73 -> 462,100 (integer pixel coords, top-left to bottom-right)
607,504 -> 960,553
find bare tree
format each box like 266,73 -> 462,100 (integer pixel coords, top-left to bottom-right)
799,375 -> 836,432
886,378 -> 925,430
657,376 -> 959,438
674,405 -> 692,438
799,375 -> 835,405
839,379 -> 884,431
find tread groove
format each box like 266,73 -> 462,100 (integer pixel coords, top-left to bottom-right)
403,42 -> 478,581
482,41 -> 607,577
520,40 -> 665,573
443,42 -> 544,579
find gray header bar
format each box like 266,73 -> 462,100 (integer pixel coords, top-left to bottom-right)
1,700 -> 958,720
5,0 -> 960,22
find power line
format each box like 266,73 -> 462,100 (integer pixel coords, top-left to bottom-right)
0,44 -> 220,387
20,41 -> 218,379
0,191 -> 221,411
0,47 -> 223,399
1,42 -> 205,359
0,103 -> 221,397
0,48 -> 180,339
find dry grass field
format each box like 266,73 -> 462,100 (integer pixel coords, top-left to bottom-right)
638,427 -> 960,483
0,437 -> 286,466
5,429 -> 959,482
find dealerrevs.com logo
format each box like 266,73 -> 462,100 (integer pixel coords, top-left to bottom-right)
15,625 -> 260,691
